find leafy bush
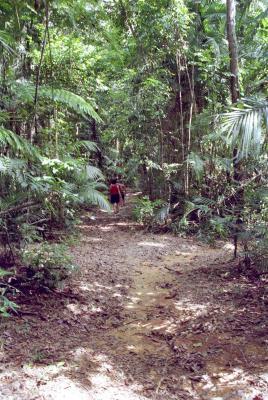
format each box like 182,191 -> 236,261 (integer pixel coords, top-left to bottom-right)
250,236 -> 268,275
170,197 -> 235,244
132,196 -> 164,227
0,293 -> 19,317
0,268 -> 19,317
22,242 -> 77,289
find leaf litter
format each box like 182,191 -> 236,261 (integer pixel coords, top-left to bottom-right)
0,196 -> 267,399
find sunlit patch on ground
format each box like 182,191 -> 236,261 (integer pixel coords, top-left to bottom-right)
174,299 -> 209,316
223,242 -> 235,251
1,196 -> 267,400
99,226 -> 113,231
137,241 -> 166,248
108,222 -> 134,227
81,237 -> 103,243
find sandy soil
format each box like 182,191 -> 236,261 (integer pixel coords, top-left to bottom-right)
0,194 -> 267,400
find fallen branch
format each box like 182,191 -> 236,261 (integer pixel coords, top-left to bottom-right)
29,218 -> 49,226
0,201 -> 39,216
123,318 -> 141,326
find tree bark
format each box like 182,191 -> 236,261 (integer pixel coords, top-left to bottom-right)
33,3 -> 48,142
91,118 -> 103,169
226,0 -> 241,180
226,0 -> 244,259
175,52 -> 185,164
185,62 -> 195,196
226,0 -> 239,103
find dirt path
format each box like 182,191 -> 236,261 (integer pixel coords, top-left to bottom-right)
0,194 -> 267,399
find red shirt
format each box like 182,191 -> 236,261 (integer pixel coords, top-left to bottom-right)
110,184 -> 120,195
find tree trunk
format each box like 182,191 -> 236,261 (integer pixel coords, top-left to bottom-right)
226,0 -> 245,259
226,0 -> 239,103
175,51 -> 185,165
185,62 -> 195,196
91,119 -> 103,168
226,0 -> 241,181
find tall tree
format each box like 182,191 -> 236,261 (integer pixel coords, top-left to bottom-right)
226,0 -> 239,103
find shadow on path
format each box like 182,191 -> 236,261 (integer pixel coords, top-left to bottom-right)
0,193 -> 267,400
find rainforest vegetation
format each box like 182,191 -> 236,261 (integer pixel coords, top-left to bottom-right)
0,0 -> 267,398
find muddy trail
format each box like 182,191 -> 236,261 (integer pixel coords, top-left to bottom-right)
0,194 -> 267,400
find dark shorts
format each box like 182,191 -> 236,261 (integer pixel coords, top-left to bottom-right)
111,194 -> 120,204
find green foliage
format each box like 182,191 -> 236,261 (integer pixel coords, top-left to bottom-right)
0,0 -> 267,290
243,182 -> 268,273
12,83 -> 102,121
173,196 -> 234,241
250,236 -> 268,275
0,294 -> 19,318
187,152 -> 205,181
221,98 -> 268,157
0,266 -> 19,317
133,196 -> 164,227
0,128 -> 40,159
22,243 -> 77,289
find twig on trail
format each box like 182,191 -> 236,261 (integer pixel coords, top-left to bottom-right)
155,376 -> 165,397
18,310 -> 47,320
165,290 -> 178,299
154,362 -> 168,398
123,318 -> 141,326
238,346 -> 250,367
164,266 -> 182,274
53,289 -> 82,300
0,282 -> 22,293
82,324 -> 91,333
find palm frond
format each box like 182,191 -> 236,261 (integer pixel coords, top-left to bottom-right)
90,181 -> 107,191
221,98 -> 268,157
79,186 -> 111,210
0,127 -> 40,159
85,165 -> 104,180
0,31 -> 17,55
73,140 -> 98,153
181,196 -> 217,223
187,152 -> 204,180
155,204 -> 170,222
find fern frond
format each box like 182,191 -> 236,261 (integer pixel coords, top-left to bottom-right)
0,157 -> 26,176
183,199 -> 211,220
193,197 -> 217,207
40,87 -> 102,122
0,192 -> 29,212
12,82 -> 102,121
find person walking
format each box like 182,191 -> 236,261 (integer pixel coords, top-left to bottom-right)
109,178 -> 122,213
118,181 -> 126,206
